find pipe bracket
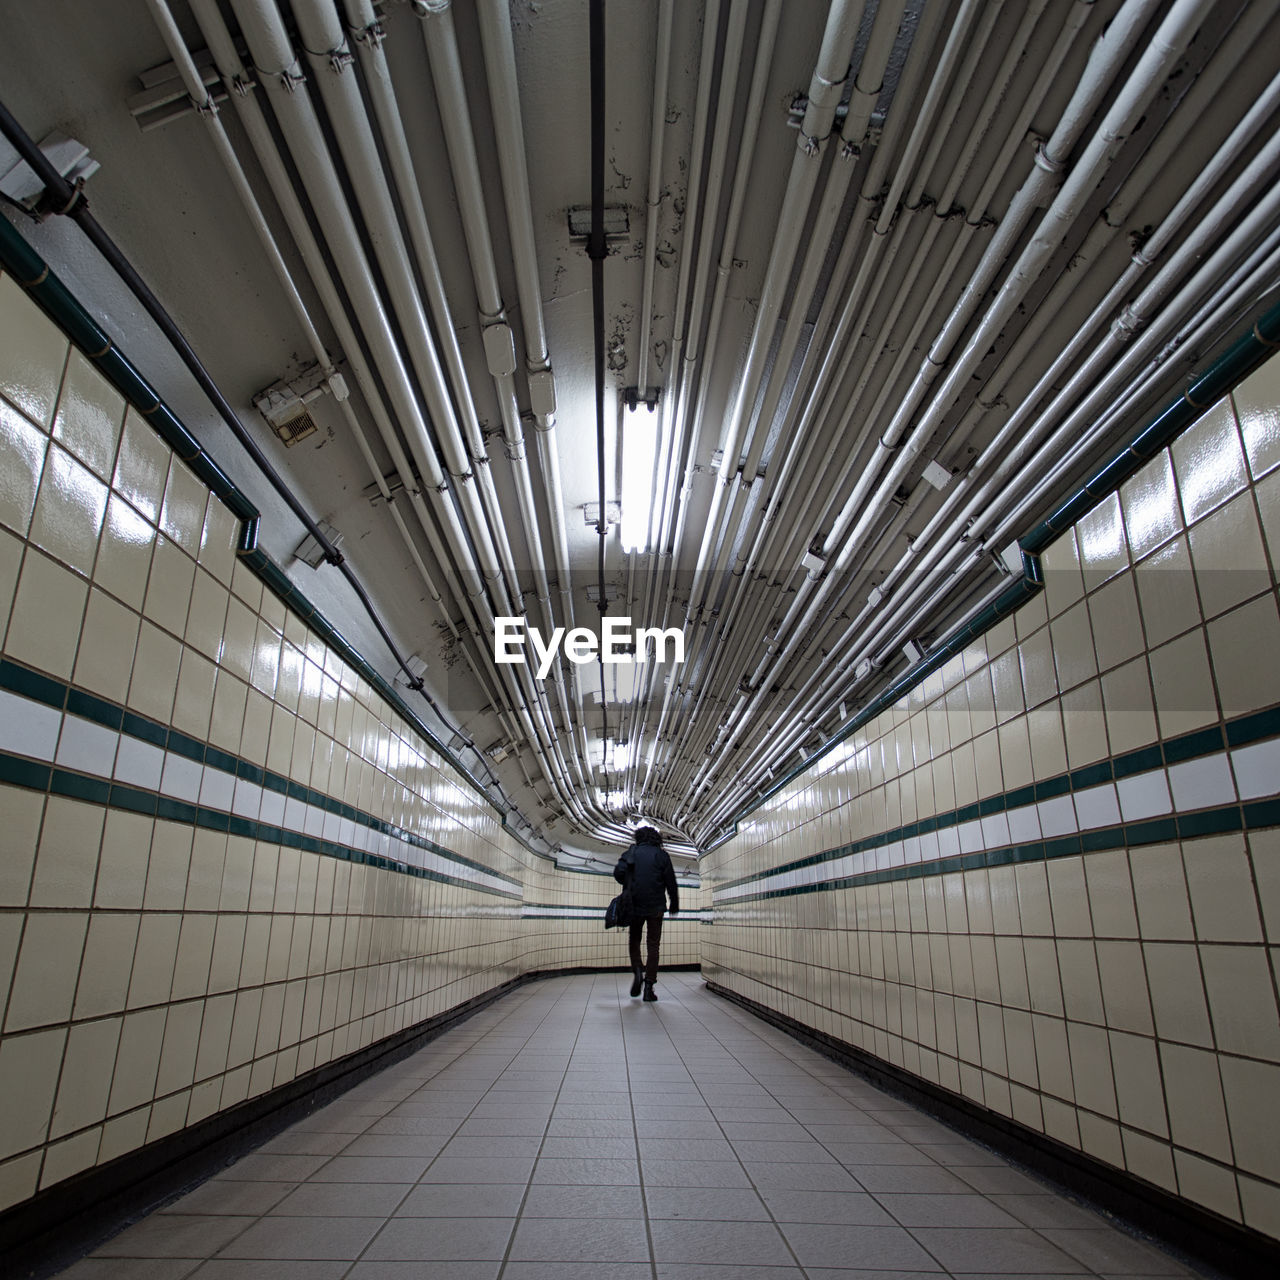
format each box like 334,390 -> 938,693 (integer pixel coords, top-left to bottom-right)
325,46 -> 355,76
1113,304 -> 1142,341
1033,141 -> 1065,175
53,177 -> 86,217
269,65 -> 307,95
351,19 -> 387,50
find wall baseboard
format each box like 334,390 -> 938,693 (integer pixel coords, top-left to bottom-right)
706,980 -> 1279,1280
2,963 -> 693,1279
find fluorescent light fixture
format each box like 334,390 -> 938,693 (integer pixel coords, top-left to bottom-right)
620,397 -> 660,552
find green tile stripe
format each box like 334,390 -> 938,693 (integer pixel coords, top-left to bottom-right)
0,746 -> 522,901
715,799 -> 1272,908
714,705 -> 1280,897
0,658 -> 521,893
0,221 -> 540,850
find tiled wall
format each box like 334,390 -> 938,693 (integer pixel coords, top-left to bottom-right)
0,267 -> 697,1214
702,354 -> 1280,1242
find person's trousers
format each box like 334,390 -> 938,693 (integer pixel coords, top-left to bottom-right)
629,913 -> 664,982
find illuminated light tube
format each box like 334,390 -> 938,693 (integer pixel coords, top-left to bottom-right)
620,396 -> 660,552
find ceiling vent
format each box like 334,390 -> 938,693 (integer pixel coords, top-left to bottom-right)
567,206 -> 630,240
254,362 -> 345,448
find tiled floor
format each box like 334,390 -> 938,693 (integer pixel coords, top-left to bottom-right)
58,973 -> 1198,1279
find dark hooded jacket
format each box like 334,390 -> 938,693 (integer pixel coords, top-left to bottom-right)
614,837 -> 678,918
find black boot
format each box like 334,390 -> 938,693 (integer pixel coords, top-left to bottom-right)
642,980 -> 657,1002
630,966 -> 643,998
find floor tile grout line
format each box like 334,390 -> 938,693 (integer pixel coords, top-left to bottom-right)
492,972 -> 592,1279
652,972 -> 815,1278
67,975 -> 1203,1277
654,974 -> 1095,1280
623,967 -> 667,1280
699,980 -> 1198,1280
331,981 -> 543,1278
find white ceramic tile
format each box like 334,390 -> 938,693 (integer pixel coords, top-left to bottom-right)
73,588 -> 140,703
232,777 -> 263,820
1036,795 -> 1077,838
979,812 -> 1010,849
93,494 -> 155,613
1115,770 -> 1172,822
1073,782 -> 1121,830
112,410 -> 172,525
259,788 -> 286,828
52,349 -> 124,482
1219,1056 -> 1280,1185
1004,804 -> 1041,844
49,1017 -> 121,1139
198,765 -> 236,811
199,494 -> 239,586
113,736 -> 164,791
1183,834 -> 1263,942
1161,1042 -> 1233,1162
283,795 -> 308,833
160,460 -> 207,558
1230,738 -> 1280,800
29,443 -> 109,577
0,689 -> 60,760
1172,397 -> 1247,524
0,400 -> 49,536
54,715 -> 118,777
4,912 -> 88,1031
1121,448 -> 1183,560
1199,945 -> 1280,1059
5,550 -> 88,679
957,819 -> 984,854
0,274 -> 68,429
160,752 -> 203,804
0,1027 -> 66,1162
1167,754 -> 1236,811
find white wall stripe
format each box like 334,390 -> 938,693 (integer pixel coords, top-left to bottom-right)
712,750 -> 1275,904
0,687 -> 518,898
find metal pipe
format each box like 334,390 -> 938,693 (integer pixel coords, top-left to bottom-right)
223,0 -> 584,820
181,0 -> 528,750
755,0 -> 1206,700
278,0 -> 508,600
733,90 -> 1280,790
340,0 -> 525,609
637,0 -> 675,399
673,0 -> 1194,798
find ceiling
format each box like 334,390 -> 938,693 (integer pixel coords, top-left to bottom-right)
2,0 -> 1278,866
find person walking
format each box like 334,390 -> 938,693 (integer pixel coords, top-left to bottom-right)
615,825 -> 679,1002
